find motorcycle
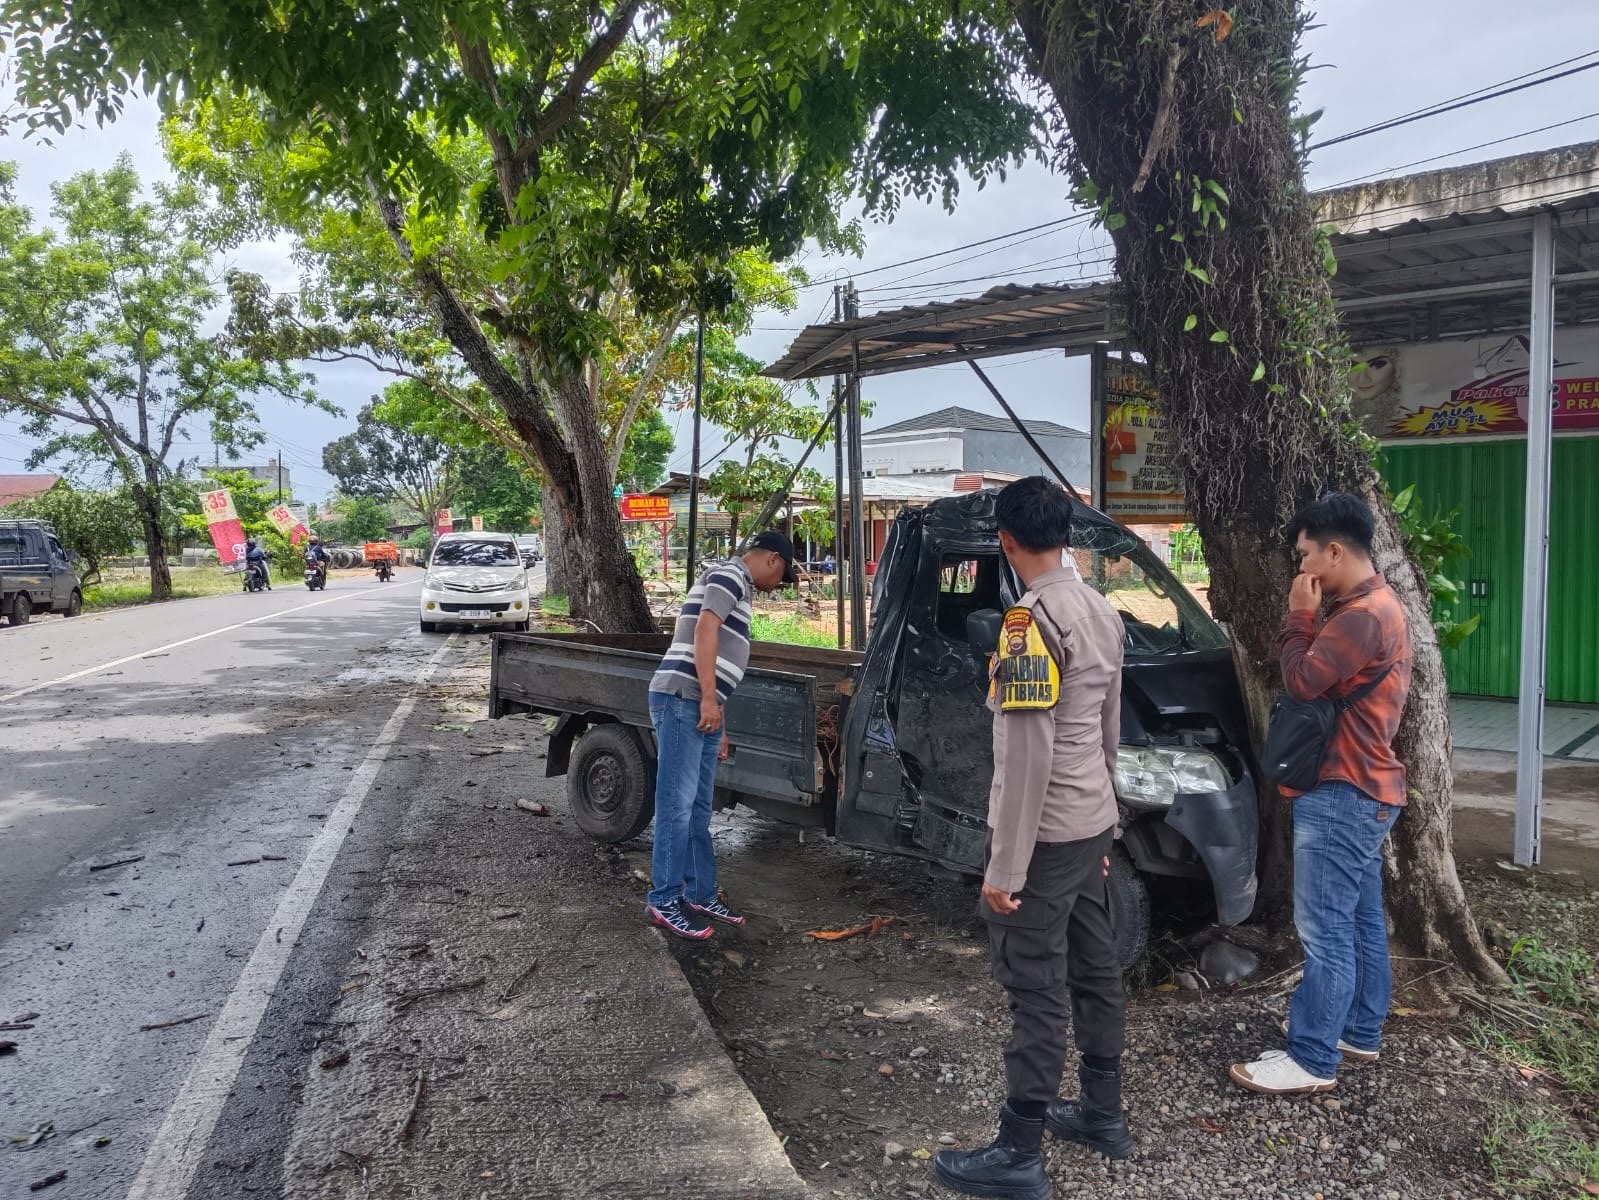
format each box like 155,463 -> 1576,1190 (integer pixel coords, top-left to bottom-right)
374,559 -> 394,582
304,553 -> 328,591
243,555 -> 271,592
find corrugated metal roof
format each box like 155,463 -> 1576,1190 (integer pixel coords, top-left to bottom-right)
863,405 -> 1085,439
766,142 -> 1599,380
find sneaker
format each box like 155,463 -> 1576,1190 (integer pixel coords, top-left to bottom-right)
647,900 -> 712,941
1229,1050 -> 1336,1095
1279,1017 -> 1380,1063
686,893 -> 746,926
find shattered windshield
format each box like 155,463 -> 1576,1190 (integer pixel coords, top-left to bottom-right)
1066,523 -> 1228,656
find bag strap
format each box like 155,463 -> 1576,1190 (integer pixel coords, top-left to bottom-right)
1332,662 -> 1394,713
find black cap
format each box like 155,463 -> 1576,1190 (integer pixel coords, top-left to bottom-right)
747,530 -> 797,584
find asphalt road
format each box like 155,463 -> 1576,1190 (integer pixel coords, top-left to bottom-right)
0,564 -> 539,1198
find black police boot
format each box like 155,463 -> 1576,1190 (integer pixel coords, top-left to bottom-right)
931,1103 -> 1050,1200
1046,1060 -> 1135,1159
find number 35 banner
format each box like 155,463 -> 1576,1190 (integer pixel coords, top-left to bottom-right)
266,503 -> 310,546
201,489 -> 248,572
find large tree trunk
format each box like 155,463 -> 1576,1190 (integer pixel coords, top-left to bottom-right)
131,476 -> 172,602
1012,0 -> 1500,980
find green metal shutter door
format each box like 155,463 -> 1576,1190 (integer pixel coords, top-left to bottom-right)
1549,437 -> 1599,703
1382,437 -> 1599,704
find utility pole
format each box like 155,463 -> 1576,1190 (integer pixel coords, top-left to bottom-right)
686,316 -> 705,588
276,449 -> 283,503
844,285 -> 867,650
832,286 -> 846,649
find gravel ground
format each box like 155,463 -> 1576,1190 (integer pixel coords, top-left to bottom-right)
647,807 -> 1597,1200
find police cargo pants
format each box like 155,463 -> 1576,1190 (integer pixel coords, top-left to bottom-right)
981,830 -> 1125,1104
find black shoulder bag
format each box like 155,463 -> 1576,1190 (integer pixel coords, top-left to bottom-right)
1261,664 -> 1392,792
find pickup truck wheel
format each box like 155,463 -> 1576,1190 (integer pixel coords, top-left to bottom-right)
8,593 -> 32,626
64,589 -> 83,617
568,724 -> 656,843
1107,845 -> 1150,974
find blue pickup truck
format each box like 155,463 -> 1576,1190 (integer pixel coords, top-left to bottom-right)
489,491 -> 1259,970
0,519 -> 83,625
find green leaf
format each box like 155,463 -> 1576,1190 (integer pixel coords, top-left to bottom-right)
788,84 -> 802,111
1105,211 -> 1126,231
1391,483 -> 1416,515
750,111 -> 763,138
1072,179 -> 1102,205
1250,361 -> 1265,382
1183,314 -> 1198,332
1209,330 -> 1228,343
1204,179 -> 1230,203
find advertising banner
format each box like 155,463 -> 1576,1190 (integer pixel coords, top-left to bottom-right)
201,488 -> 248,572
266,502 -> 310,546
620,494 -> 673,521
472,515 -> 484,531
1352,326 -> 1599,440
1102,360 -> 1188,522
436,508 -> 453,534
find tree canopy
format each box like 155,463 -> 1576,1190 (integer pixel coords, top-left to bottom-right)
0,156 -> 325,599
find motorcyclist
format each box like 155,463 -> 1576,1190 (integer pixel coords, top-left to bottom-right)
245,538 -> 272,591
304,534 -> 330,583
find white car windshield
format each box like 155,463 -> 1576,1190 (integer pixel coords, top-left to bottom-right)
432,539 -> 518,567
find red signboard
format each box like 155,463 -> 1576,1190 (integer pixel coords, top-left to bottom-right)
436,508 -> 453,533
620,494 -> 672,521
201,489 -> 248,571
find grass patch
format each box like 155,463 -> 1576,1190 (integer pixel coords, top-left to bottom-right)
1483,1102 -> 1599,1195
84,566 -> 244,610
1469,935 -> 1599,1194
541,593 -> 570,617
750,612 -> 838,648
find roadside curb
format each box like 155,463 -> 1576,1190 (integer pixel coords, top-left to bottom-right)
275,647 -> 807,1199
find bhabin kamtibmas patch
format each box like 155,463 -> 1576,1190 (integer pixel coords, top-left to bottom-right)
991,605 -> 1060,711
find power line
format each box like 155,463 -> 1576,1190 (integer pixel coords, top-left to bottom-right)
1310,53 -> 1599,151
1324,111 -> 1599,189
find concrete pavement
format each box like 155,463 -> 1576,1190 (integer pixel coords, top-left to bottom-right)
0,567 -> 803,1200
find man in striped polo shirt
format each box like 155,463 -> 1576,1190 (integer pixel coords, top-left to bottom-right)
645,531 -> 796,939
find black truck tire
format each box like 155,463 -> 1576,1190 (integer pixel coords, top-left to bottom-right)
9,592 -> 32,626
1108,844 -> 1150,974
568,723 -> 656,844
64,589 -> 83,617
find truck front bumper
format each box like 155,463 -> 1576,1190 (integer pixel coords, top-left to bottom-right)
1165,774 -> 1259,926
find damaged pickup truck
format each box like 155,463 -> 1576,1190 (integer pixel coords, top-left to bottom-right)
489,490 -> 1258,970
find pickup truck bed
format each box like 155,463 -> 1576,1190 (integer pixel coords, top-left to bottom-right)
489,632 -> 862,826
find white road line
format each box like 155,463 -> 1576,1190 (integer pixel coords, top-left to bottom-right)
0,582 -> 420,703
125,633 -> 458,1200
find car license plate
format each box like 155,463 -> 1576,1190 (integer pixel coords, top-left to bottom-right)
459,609 -> 492,619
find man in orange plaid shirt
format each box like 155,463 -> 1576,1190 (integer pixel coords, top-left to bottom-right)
1232,492 -> 1413,1096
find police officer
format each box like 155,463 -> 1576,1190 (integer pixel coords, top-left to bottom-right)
933,476 -> 1133,1200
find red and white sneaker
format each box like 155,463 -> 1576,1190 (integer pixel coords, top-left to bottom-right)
647,900 -> 712,940
686,894 -> 745,926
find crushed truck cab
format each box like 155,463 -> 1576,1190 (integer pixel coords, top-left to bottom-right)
490,490 -> 1258,970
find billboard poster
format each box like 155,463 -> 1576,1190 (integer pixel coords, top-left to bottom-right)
266,502 -> 310,546
436,508 -> 453,533
1351,326 -> 1599,440
472,515 -> 484,531
1101,359 -> 1188,523
201,488 -> 248,572
620,494 -> 673,521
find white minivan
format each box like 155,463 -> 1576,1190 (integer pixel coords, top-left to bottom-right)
419,532 -> 532,633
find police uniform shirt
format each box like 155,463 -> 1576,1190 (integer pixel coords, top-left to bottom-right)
984,567 -> 1124,895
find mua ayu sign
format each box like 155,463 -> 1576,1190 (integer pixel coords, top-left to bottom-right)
1350,326 -> 1599,441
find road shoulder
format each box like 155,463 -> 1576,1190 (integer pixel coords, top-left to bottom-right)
278,645 -> 805,1199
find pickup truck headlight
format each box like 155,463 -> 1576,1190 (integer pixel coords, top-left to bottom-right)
1115,746 -> 1229,809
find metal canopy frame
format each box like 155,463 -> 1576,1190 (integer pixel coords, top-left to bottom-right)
765,140 -> 1599,868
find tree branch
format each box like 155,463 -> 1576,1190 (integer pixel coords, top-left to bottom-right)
606,305 -> 686,477
513,0 -> 643,167
1132,44 -> 1184,195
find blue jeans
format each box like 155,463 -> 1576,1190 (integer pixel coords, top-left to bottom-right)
1286,781 -> 1401,1078
645,692 -> 723,911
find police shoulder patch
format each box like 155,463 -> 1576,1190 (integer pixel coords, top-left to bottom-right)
996,603 -> 1060,711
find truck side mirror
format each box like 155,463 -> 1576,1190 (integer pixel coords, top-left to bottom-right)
965,609 -> 1002,653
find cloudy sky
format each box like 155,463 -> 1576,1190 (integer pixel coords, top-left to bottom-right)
2,0 -> 1596,501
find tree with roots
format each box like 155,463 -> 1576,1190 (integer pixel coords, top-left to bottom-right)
1008,1 -> 1498,980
